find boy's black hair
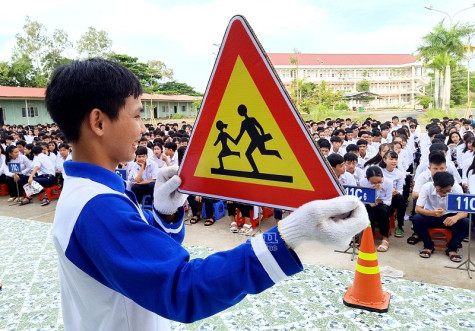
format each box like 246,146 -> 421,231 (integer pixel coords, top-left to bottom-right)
392,116 -> 399,120
330,136 -> 341,143
346,144 -> 359,152
32,145 -> 43,155
372,130 -> 382,137
327,153 -> 344,167
177,145 -> 187,166
135,146 -> 148,156
45,58 -> 143,142
357,130 -> 370,138
428,127 -> 441,137
429,142 -> 448,153
380,124 -> 389,131
58,143 -> 70,150
164,142 -> 177,152
15,140 -> 26,147
317,139 -> 331,149
428,151 -> 446,165
433,171 -> 454,189
356,139 -> 368,146
344,152 -> 358,162
433,133 -> 446,141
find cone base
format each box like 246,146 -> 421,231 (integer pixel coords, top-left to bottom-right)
343,286 -> 390,313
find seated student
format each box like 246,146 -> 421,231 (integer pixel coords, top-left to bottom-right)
329,136 -> 345,156
415,143 -> 462,185
360,166 -> 393,252
346,143 -> 359,156
128,146 -> 158,204
40,141 -> 57,165
227,201 -> 253,234
317,139 -> 331,157
19,145 -> 56,206
327,153 -> 356,186
139,137 -> 155,159
363,143 -> 392,171
344,152 -> 364,185
151,143 -> 170,168
356,139 -> 373,169
164,141 -> 178,166
55,143 -> 71,188
413,171 -> 469,262
379,150 -> 406,238
4,145 -> 32,202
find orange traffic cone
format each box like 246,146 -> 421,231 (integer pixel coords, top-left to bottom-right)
343,224 -> 391,313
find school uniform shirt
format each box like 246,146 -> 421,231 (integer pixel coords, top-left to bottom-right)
0,155 -> 6,176
416,180 -> 463,213
150,155 -> 167,168
456,144 -> 466,168
4,155 -> 32,177
128,159 -> 159,182
55,155 -> 70,174
415,161 -> 462,184
381,167 -> 405,195
169,153 -> 179,166
48,152 -> 57,165
360,177 -> 393,206
460,154 -> 474,183
467,170 -> 475,194
52,161 -> 302,330
328,147 -> 346,157
397,148 -> 412,172
32,153 -> 55,176
338,171 -> 357,186
348,167 -> 365,185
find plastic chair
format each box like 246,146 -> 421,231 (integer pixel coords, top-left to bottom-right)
38,185 -> 61,201
428,228 -> 452,249
201,200 -> 226,220
0,184 -> 8,196
141,195 -> 153,211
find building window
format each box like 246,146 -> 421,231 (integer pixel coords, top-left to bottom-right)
182,105 -> 186,112
22,107 -> 38,118
174,106 -> 177,114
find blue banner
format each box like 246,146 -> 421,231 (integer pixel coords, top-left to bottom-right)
447,193 -> 475,213
343,185 -> 376,204
115,169 -> 127,180
8,163 -> 21,173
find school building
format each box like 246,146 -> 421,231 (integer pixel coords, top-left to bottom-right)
268,53 -> 429,109
0,86 -> 201,125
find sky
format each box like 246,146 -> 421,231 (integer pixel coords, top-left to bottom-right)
0,0 -> 474,93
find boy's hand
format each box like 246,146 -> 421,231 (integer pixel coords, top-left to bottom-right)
278,195 -> 369,248
153,166 -> 188,215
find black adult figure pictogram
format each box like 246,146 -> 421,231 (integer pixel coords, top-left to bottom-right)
211,104 -> 293,183
213,120 -> 240,169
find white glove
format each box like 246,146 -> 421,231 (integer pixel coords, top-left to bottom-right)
153,166 -> 188,215
278,195 -> 369,248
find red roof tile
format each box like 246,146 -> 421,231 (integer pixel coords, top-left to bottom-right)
267,54 -> 418,66
141,93 -> 201,102
0,86 -> 46,98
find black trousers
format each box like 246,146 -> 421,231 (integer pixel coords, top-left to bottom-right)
366,203 -> 391,237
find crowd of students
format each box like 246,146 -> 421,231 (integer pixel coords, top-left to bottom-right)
1,114 -> 473,262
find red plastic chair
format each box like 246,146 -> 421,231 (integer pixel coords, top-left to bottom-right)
38,185 -> 61,201
428,228 -> 452,249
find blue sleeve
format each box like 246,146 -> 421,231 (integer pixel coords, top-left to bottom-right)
65,194 -> 302,323
142,207 -> 185,244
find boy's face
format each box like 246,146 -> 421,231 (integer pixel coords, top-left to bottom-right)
429,163 -> 447,177
59,147 -> 69,158
435,185 -> 452,198
372,136 -> 381,143
333,163 -> 345,176
139,141 -> 148,147
332,141 -> 341,149
392,118 -> 399,125
135,153 -> 147,165
42,146 -> 49,155
358,144 -> 367,154
17,145 -> 24,154
102,96 -> 146,165
320,147 -> 329,156
345,160 -> 357,173
164,147 -> 173,156
381,129 -> 389,138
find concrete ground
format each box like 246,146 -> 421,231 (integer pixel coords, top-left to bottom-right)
4,195 -> 473,290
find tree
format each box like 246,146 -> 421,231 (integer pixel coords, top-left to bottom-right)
356,79 -> 370,92
158,81 -> 201,95
77,27 -> 112,58
417,20 -> 475,111
43,29 -> 73,77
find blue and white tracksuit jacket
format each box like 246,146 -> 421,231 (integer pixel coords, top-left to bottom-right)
52,161 -> 303,330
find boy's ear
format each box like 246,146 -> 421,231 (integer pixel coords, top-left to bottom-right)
89,108 -> 106,137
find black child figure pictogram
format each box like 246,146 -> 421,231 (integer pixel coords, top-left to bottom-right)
213,120 -> 240,169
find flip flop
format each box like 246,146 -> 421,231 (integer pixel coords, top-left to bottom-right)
446,249 -> 463,263
189,216 -> 200,224
419,248 -> 435,258
377,239 -> 389,252
204,217 -> 215,226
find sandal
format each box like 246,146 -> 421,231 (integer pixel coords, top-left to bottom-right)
189,216 -> 200,224
41,198 -> 50,206
407,233 -> 420,245
19,197 -> 32,206
204,217 -> 215,226
377,239 -> 389,252
239,223 -> 252,235
419,248 -> 435,258
230,222 -> 239,233
446,249 -> 463,263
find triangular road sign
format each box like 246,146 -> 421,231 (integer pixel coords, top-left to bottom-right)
178,15 -> 343,210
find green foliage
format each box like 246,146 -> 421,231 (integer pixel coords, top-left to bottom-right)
172,113 -> 184,119
417,95 -> 432,109
356,79 -> 370,92
335,103 -> 349,110
158,81 -> 201,96
308,105 -> 346,121
419,108 -> 458,124
77,27 -> 112,58
450,66 -> 475,105
192,98 -> 202,111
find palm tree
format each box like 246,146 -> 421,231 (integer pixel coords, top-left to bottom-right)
417,20 -> 474,111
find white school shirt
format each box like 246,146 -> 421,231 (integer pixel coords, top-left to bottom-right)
338,172 -> 357,186
328,147 -> 345,157
416,181 -> 463,213
467,170 -> 475,194
5,155 -> 32,176
456,144 -> 466,168
32,153 -> 56,176
348,167 -> 365,185
128,159 -> 159,182
360,177 -> 393,206
381,167 -> 405,195
150,155 -> 167,168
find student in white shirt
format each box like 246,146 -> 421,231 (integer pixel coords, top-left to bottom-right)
344,153 -> 364,185
19,145 -> 56,206
379,150 -> 406,238
360,166 -> 393,252
327,153 -> 356,186
356,139 -> 374,169
128,146 -> 158,204
4,145 -> 32,201
164,142 -> 178,166
329,136 -> 345,157
55,143 -> 71,188
151,143 -> 170,168
413,172 -> 469,261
